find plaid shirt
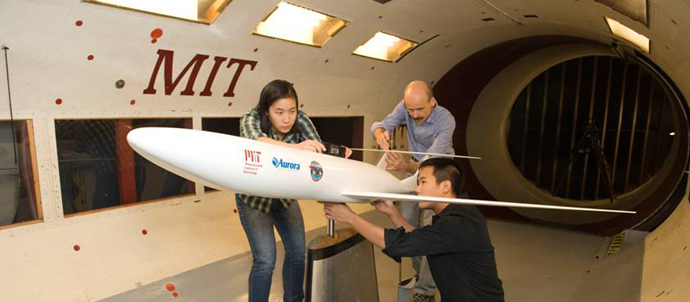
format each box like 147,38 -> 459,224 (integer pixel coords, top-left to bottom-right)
236,108 -> 322,214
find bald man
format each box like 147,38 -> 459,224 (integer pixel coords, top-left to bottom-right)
370,80 -> 456,301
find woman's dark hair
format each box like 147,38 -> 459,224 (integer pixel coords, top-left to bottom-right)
419,157 -> 465,197
255,79 -> 301,136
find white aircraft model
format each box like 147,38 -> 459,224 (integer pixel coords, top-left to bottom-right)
126,127 -> 635,214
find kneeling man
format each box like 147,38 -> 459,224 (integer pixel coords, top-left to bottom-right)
322,158 -> 505,302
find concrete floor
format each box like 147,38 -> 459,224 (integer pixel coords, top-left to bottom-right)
99,210 -> 646,302
99,210 -> 410,302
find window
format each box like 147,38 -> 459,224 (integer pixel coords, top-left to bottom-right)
0,120 -> 41,227
310,117 -> 364,161
55,119 -> 194,215
202,117 -> 240,192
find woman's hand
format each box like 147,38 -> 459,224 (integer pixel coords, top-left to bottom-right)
296,140 -> 326,153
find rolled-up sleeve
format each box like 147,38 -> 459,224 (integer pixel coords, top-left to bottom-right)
370,100 -> 407,137
240,109 -> 267,140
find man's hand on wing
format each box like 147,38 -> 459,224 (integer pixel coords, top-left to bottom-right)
384,151 -> 409,172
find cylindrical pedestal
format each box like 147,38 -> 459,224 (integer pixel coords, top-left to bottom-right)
306,228 -> 379,302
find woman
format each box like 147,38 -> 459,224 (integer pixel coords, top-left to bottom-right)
236,79 -> 350,301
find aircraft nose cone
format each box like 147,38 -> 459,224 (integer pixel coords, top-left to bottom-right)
126,127 -> 158,152
126,127 -> 179,157
126,128 -> 145,149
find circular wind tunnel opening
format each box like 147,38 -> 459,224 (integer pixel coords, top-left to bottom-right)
449,38 -> 690,234
507,55 -> 677,203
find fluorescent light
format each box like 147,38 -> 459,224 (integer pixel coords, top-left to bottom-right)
94,0 -> 198,20
253,2 -> 347,47
670,132 -> 676,136
605,17 -> 650,53
353,32 -> 418,62
84,0 -> 232,24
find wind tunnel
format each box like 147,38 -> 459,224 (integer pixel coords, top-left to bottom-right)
7,0 -> 690,300
433,35 -> 689,236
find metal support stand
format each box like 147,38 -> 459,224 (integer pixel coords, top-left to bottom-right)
327,219 -> 335,237
554,122 -> 616,202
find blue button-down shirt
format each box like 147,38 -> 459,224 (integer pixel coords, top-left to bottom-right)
371,100 -> 455,161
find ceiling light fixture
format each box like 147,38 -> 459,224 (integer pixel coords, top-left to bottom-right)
353,32 -> 418,62
605,17 -> 650,53
253,2 -> 347,47
85,0 -> 232,24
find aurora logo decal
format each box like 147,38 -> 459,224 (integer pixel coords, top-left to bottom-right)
309,161 -> 323,182
272,157 -> 300,171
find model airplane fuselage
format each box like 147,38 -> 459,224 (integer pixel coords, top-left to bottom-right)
127,127 -> 410,202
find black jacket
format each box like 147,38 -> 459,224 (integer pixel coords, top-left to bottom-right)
383,204 -> 505,301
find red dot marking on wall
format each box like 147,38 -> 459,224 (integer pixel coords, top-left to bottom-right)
253,48 -> 258,52
56,98 -> 63,105
87,55 -> 94,61
166,283 -> 176,292
151,28 -> 163,39
300,104 -> 304,108
151,39 -> 157,44
233,209 -> 237,214
73,245 -> 80,251
172,292 -> 179,298
141,229 -> 148,235
76,20 -> 83,26
130,99 -> 136,105
227,102 -> 233,107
